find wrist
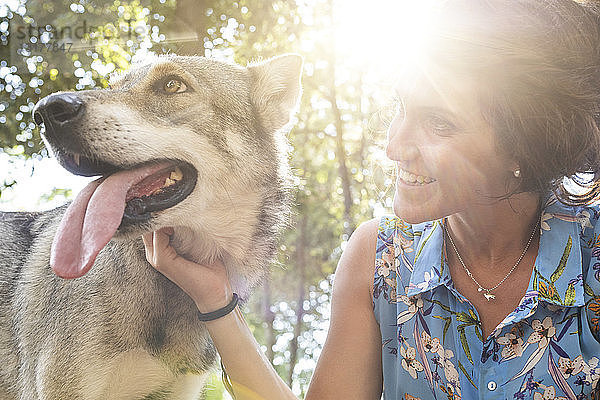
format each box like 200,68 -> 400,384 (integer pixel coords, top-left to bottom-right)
197,293 -> 239,322
195,289 -> 235,314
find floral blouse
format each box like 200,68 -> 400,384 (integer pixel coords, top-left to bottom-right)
373,195 -> 600,400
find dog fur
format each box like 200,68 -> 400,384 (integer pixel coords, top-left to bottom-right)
0,54 -> 302,399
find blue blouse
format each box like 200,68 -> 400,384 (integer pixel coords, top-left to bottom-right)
373,195 -> 600,400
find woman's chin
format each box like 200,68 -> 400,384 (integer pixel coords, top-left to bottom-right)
392,199 -> 430,224
392,194 -> 452,224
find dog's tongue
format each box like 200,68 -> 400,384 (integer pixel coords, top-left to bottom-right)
50,162 -> 171,279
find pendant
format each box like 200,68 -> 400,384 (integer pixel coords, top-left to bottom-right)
483,293 -> 496,301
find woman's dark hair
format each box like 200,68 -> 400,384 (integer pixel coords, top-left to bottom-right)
426,0 -> 600,205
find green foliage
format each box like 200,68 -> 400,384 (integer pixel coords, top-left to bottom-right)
38,186 -> 72,202
200,371 -> 228,400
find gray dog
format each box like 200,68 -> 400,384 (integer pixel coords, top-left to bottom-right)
0,54 -> 302,399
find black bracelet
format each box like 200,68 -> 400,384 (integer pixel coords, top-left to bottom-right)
197,293 -> 239,321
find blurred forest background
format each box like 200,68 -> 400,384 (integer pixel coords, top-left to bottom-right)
0,0 -> 404,397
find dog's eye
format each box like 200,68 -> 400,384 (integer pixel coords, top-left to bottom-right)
162,78 -> 187,94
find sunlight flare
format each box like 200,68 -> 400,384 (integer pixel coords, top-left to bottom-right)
333,0 -> 438,70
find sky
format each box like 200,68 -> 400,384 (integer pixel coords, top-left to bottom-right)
0,152 -> 93,211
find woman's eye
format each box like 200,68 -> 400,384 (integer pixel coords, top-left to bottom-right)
162,78 -> 187,94
424,115 -> 455,134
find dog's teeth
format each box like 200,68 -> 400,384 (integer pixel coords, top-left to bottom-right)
163,177 -> 176,187
73,154 -> 80,166
170,167 -> 183,181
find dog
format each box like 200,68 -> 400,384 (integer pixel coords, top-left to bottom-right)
0,53 -> 302,399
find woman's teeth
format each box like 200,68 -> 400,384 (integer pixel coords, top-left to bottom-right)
398,168 -> 435,185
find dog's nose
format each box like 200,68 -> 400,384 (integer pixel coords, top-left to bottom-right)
33,93 -> 84,128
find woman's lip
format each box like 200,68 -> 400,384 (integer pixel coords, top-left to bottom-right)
398,168 -> 436,185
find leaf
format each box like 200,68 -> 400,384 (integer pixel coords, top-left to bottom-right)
507,344 -> 547,382
539,280 -> 562,303
439,245 -> 445,276
414,222 -> 438,261
555,317 -> 574,342
443,318 -> 451,344
418,312 -> 431,336
589,298 -> 600,314
429,299 -> 452,313
413,322 -> 437,399
397,310 -> 416,325
550,236 -> 572,283
549,341 -> 569,359
584,282 -> 597,297
423,303 -> 435,316
456,311 -> 477,324
564,282 -> 576,306
401,253 -> 414,272
458,360 -> 478,389
547,351 -> 577,400
468,309 -> 477,320
433,315 -> 452,344
459,329 -> 473,365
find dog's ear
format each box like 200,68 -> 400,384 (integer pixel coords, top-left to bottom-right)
248,54 -> 303,133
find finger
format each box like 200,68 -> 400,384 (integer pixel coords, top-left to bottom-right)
141,232 -> 154,258
152,229 -> 176,270
161,226 -> 174,236
141,232 -> 153,248
153,229 -> 172,253
152,230 -> 162,266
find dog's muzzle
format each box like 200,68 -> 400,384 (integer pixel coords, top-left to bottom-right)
33,93 -> 84,137
32,93 -> 122,176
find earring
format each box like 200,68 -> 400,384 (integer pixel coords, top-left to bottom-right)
514,169 -> 521,178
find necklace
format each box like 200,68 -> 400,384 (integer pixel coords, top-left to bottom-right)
444,219 -> 539,301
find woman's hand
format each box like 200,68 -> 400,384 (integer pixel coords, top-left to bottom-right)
142,227 -> 297,400
141,227 -> 233,313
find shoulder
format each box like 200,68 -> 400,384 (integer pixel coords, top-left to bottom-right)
349,217 -> 380,250
337,218 -> 379,274
332,218 -> 383,300
334,216 -> 417,296
577,204 -> 600,343
540,197 -> 600,251
581,202 -> 600,236
337,216 -> 413,273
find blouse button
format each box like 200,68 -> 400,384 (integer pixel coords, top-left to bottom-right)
487,381 -> 497,391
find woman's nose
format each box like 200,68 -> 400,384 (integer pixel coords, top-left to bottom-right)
386,114 -> 419,161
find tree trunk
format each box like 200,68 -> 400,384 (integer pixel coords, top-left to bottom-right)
263,279 -> 276,363
168,0 -> 208,55
326,0 -> 354,236
287,215 -> 307,386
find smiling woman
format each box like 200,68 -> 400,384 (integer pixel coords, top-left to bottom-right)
387,72 -> 517,224
372,1 -> 600,399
